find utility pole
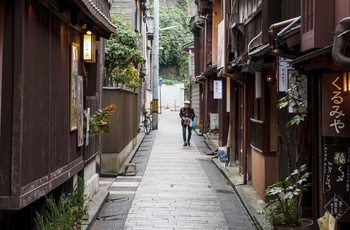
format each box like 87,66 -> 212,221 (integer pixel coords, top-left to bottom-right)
152,0 -> 159,130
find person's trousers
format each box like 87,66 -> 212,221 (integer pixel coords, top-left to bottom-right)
182,125 -> 192,142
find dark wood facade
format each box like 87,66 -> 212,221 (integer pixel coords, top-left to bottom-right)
289,0 -> 350,225
0,0 -> 114,215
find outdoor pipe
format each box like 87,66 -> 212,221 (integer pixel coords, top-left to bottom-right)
332,17 -> 350,69
196,21 -> 207,71
247,31 -> 262,53
268,17 -> 300,59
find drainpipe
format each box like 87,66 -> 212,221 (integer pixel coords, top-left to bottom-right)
268,17 -> 300,59
196,22 -> 207,72
248,31 -> 262,53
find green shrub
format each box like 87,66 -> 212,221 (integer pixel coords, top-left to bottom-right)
35,177 -> 89,230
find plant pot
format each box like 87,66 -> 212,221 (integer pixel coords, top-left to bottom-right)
274,220 -> 313,230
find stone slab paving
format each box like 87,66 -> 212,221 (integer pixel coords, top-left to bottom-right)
123,111 -> 229,230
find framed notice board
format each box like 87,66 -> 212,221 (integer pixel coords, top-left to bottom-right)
324,145 -> 350,193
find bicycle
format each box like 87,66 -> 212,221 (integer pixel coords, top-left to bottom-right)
142,109 -> 152,134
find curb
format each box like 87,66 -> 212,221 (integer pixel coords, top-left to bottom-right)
83,131 -> 146,229
99,132 -> 146,177
117,132 -> 146,176
81,190 -> 109,230
212,158 -> 264,230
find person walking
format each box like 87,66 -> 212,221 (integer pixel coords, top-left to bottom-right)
179,101 -> 195,146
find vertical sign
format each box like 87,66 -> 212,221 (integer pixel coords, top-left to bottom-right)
325,195 -> 349,220
86,108 -> 90,146
324,145 -> 350,193
278,57 -> 293,92
214,80 -> 222,99
217,20 -> 225,69
322,74 -> 350,137
77,75 -> 84,147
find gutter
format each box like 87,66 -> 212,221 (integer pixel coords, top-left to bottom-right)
268,16 -> 300,59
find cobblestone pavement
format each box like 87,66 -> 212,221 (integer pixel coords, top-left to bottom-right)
92,109 -> 256,230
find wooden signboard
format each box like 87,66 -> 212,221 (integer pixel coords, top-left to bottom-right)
324,145 -> 350,193
325,195 -> 349,220
322,74 -> 350,138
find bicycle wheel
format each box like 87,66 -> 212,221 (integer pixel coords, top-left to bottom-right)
144,117 -> 151,134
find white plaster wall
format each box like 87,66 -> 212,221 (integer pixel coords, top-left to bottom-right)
84,158 -> 100,197
158,83 -> 185,110
101,135 -> 138,173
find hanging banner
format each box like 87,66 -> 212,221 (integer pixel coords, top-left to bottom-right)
213,80 -> 222,99
217,20 -> 225,69
278,57 -> 293,92
322,74 -> 350,137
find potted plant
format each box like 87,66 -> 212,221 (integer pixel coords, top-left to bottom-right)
264,164 -> 312,229
86,104 -> 116,135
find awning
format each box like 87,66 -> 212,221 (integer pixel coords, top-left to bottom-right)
72,0 -> 116,37
248,43 -> 269,59
182,41 -> 194,52
202,65 -> 217,78
195,75 -> 206,82
290,45 -> 341,71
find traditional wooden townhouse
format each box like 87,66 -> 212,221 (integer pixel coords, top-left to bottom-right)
0,0 -> 115,228
283,0 -> 350,226
192,0 -> 350,227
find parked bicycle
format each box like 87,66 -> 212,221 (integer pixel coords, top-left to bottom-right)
142,109 -> 152,134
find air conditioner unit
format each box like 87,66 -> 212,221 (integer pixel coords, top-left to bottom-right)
210,113 -> 219,130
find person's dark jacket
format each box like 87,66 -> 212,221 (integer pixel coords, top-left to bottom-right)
179,107 -> 195,126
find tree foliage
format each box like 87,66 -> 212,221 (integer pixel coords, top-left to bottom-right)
158,6 -> 192,79
105,15 -> 145,89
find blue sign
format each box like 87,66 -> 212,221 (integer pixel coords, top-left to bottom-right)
158,77 -> 163,83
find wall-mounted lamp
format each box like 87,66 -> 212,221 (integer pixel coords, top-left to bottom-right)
266,69 -> 277,86
343,72 -> 350,94
83,34 -> 96,63
86,24 -> 93,35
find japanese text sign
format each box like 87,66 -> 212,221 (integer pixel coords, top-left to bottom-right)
322,74 -> 350,138
325,195 -> 349,220
324,145 -> 350,194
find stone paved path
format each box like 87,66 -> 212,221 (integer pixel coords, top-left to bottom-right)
92,109 -> 256,230
122,110 -> 229,229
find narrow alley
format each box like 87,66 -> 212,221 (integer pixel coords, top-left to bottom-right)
91,110 -> 256,230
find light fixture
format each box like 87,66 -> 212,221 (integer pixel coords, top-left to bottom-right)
267,69 -> 277,86
267,60 -> 277,87
83,34 -> 96,63
86,24 -> 93,35
343,72 -> 350,94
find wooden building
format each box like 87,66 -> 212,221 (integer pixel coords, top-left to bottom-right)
190,1 -> 219,134
192,0 -> 350,227
288,0 -> 350,226
0,0 -> 115,228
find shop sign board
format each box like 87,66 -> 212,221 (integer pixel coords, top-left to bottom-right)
325,195 -> 349,220
324,145 -> 350,193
